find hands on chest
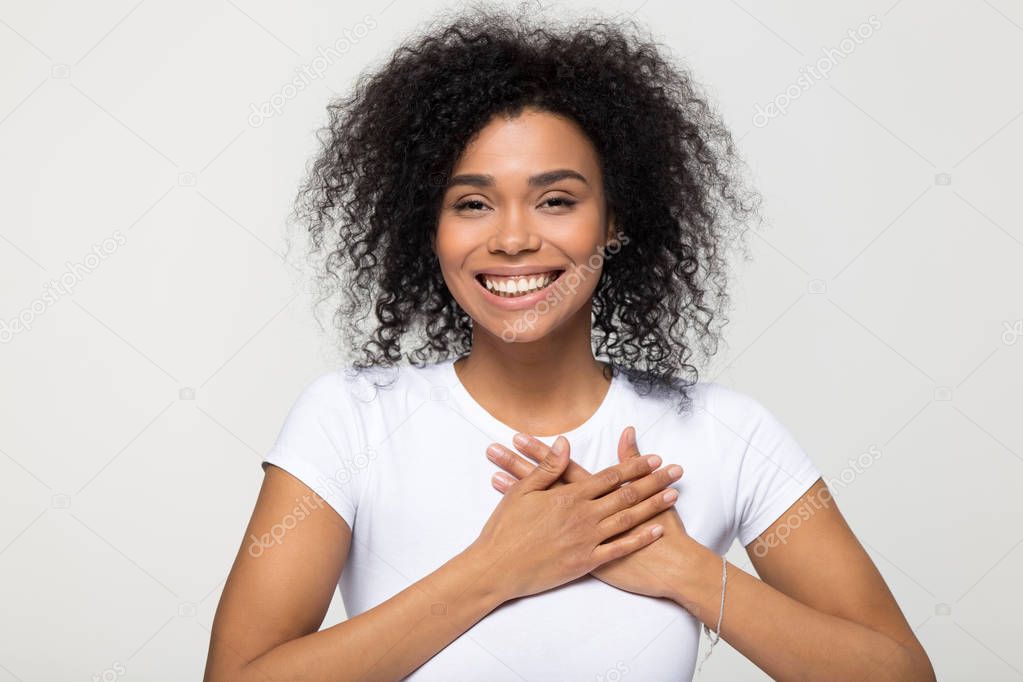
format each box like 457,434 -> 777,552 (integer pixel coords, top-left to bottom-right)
470,425 -> 700,603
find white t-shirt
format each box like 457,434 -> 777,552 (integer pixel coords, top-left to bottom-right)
261,357 -> 821,681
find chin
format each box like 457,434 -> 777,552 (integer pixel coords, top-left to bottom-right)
451,282 -> 589,344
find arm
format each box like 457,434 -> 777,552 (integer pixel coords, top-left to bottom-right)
204,464 -> 507,681
667,479 -> 936,682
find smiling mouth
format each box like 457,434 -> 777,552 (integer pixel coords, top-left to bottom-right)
474,269 -> 565,298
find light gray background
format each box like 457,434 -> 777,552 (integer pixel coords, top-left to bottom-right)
1,0 -> 1021,680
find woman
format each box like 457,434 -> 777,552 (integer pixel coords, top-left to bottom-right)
205,7 -> 935,681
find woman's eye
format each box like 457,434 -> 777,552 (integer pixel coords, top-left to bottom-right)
453,199 -> 488,211
541,196 -> 577,209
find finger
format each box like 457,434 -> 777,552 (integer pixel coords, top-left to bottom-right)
487,442 -> 543,482
492,470 -> 570,493
491,471 -> 516,493
617,425 -> 640,464
488,439 -> 576,493
514,435 -> 570,493
510,433 -> 593,483
597,474 -> 681,538
593,462 -> 683,518
590,522 -> 664,566
572,453 -> 662,500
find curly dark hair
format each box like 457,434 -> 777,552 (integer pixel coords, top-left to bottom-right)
290,3 -> 761,414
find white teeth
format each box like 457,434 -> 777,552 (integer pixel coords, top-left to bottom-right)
481,271 -> 559,297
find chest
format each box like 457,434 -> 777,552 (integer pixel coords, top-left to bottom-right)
336,410 -> 731,680
344,407 -> 734,595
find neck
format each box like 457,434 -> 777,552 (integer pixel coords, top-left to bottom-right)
452,302 -> 611,436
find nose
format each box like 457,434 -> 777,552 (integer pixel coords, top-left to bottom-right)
487,205 -> 541,255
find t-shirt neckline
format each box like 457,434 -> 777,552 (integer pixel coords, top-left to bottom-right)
441,356 -> 622,445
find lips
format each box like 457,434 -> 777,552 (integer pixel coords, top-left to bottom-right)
472,265 -> 568,277
476,269 -> 564,297
474,269 -> 564,290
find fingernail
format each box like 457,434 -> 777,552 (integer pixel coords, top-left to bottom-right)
662,489 -> 678,503
553,435 -> 566,453
627,426 -> 636,445
647,455 -> 661,469
513,433 -> 530,448
650,524 -> 664,538
486,444 -> 501,460
668,465 -> 683,478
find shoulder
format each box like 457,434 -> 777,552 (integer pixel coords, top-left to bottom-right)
690,381 -> 812,474
608,369 -> 784,430
291,363 -> 406,408
698,380 -> 787,433
701,381 -> 819,482
702,385 -> 822,546
287,362 -> 449,429
619,375 -> 769,426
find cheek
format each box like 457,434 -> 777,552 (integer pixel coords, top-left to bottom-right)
561,240 -> 609,289
559,212 -> 609,268
433,218 -> 477,251
433,225 -> 469,279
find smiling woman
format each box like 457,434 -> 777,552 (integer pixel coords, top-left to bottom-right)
204,4 -> 935,682
435,113 -> 615,337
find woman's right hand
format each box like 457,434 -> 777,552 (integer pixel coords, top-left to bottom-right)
467,434 -> 681,602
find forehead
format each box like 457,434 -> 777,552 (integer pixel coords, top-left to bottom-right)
450,109 -> 602,181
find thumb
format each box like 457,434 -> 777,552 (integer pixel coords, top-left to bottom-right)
553,434 -> 570,458
517,435 -> 570,493
618,425 -> 640,463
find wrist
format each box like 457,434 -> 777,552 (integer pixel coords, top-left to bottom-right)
666,536 -> 724,613
457,541 -> 514,608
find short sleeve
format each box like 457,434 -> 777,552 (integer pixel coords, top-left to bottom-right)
261,372 -> 365,529
718,388 -> 823,547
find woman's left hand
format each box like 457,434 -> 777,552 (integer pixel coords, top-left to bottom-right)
486,427 -> 696,600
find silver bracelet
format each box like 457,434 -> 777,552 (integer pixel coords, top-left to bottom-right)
695,555 -> 727,676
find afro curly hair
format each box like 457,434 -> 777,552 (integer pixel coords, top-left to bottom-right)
290,2 -> 761,414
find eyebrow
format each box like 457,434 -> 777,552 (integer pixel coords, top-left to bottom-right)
446,168 -> 589,189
